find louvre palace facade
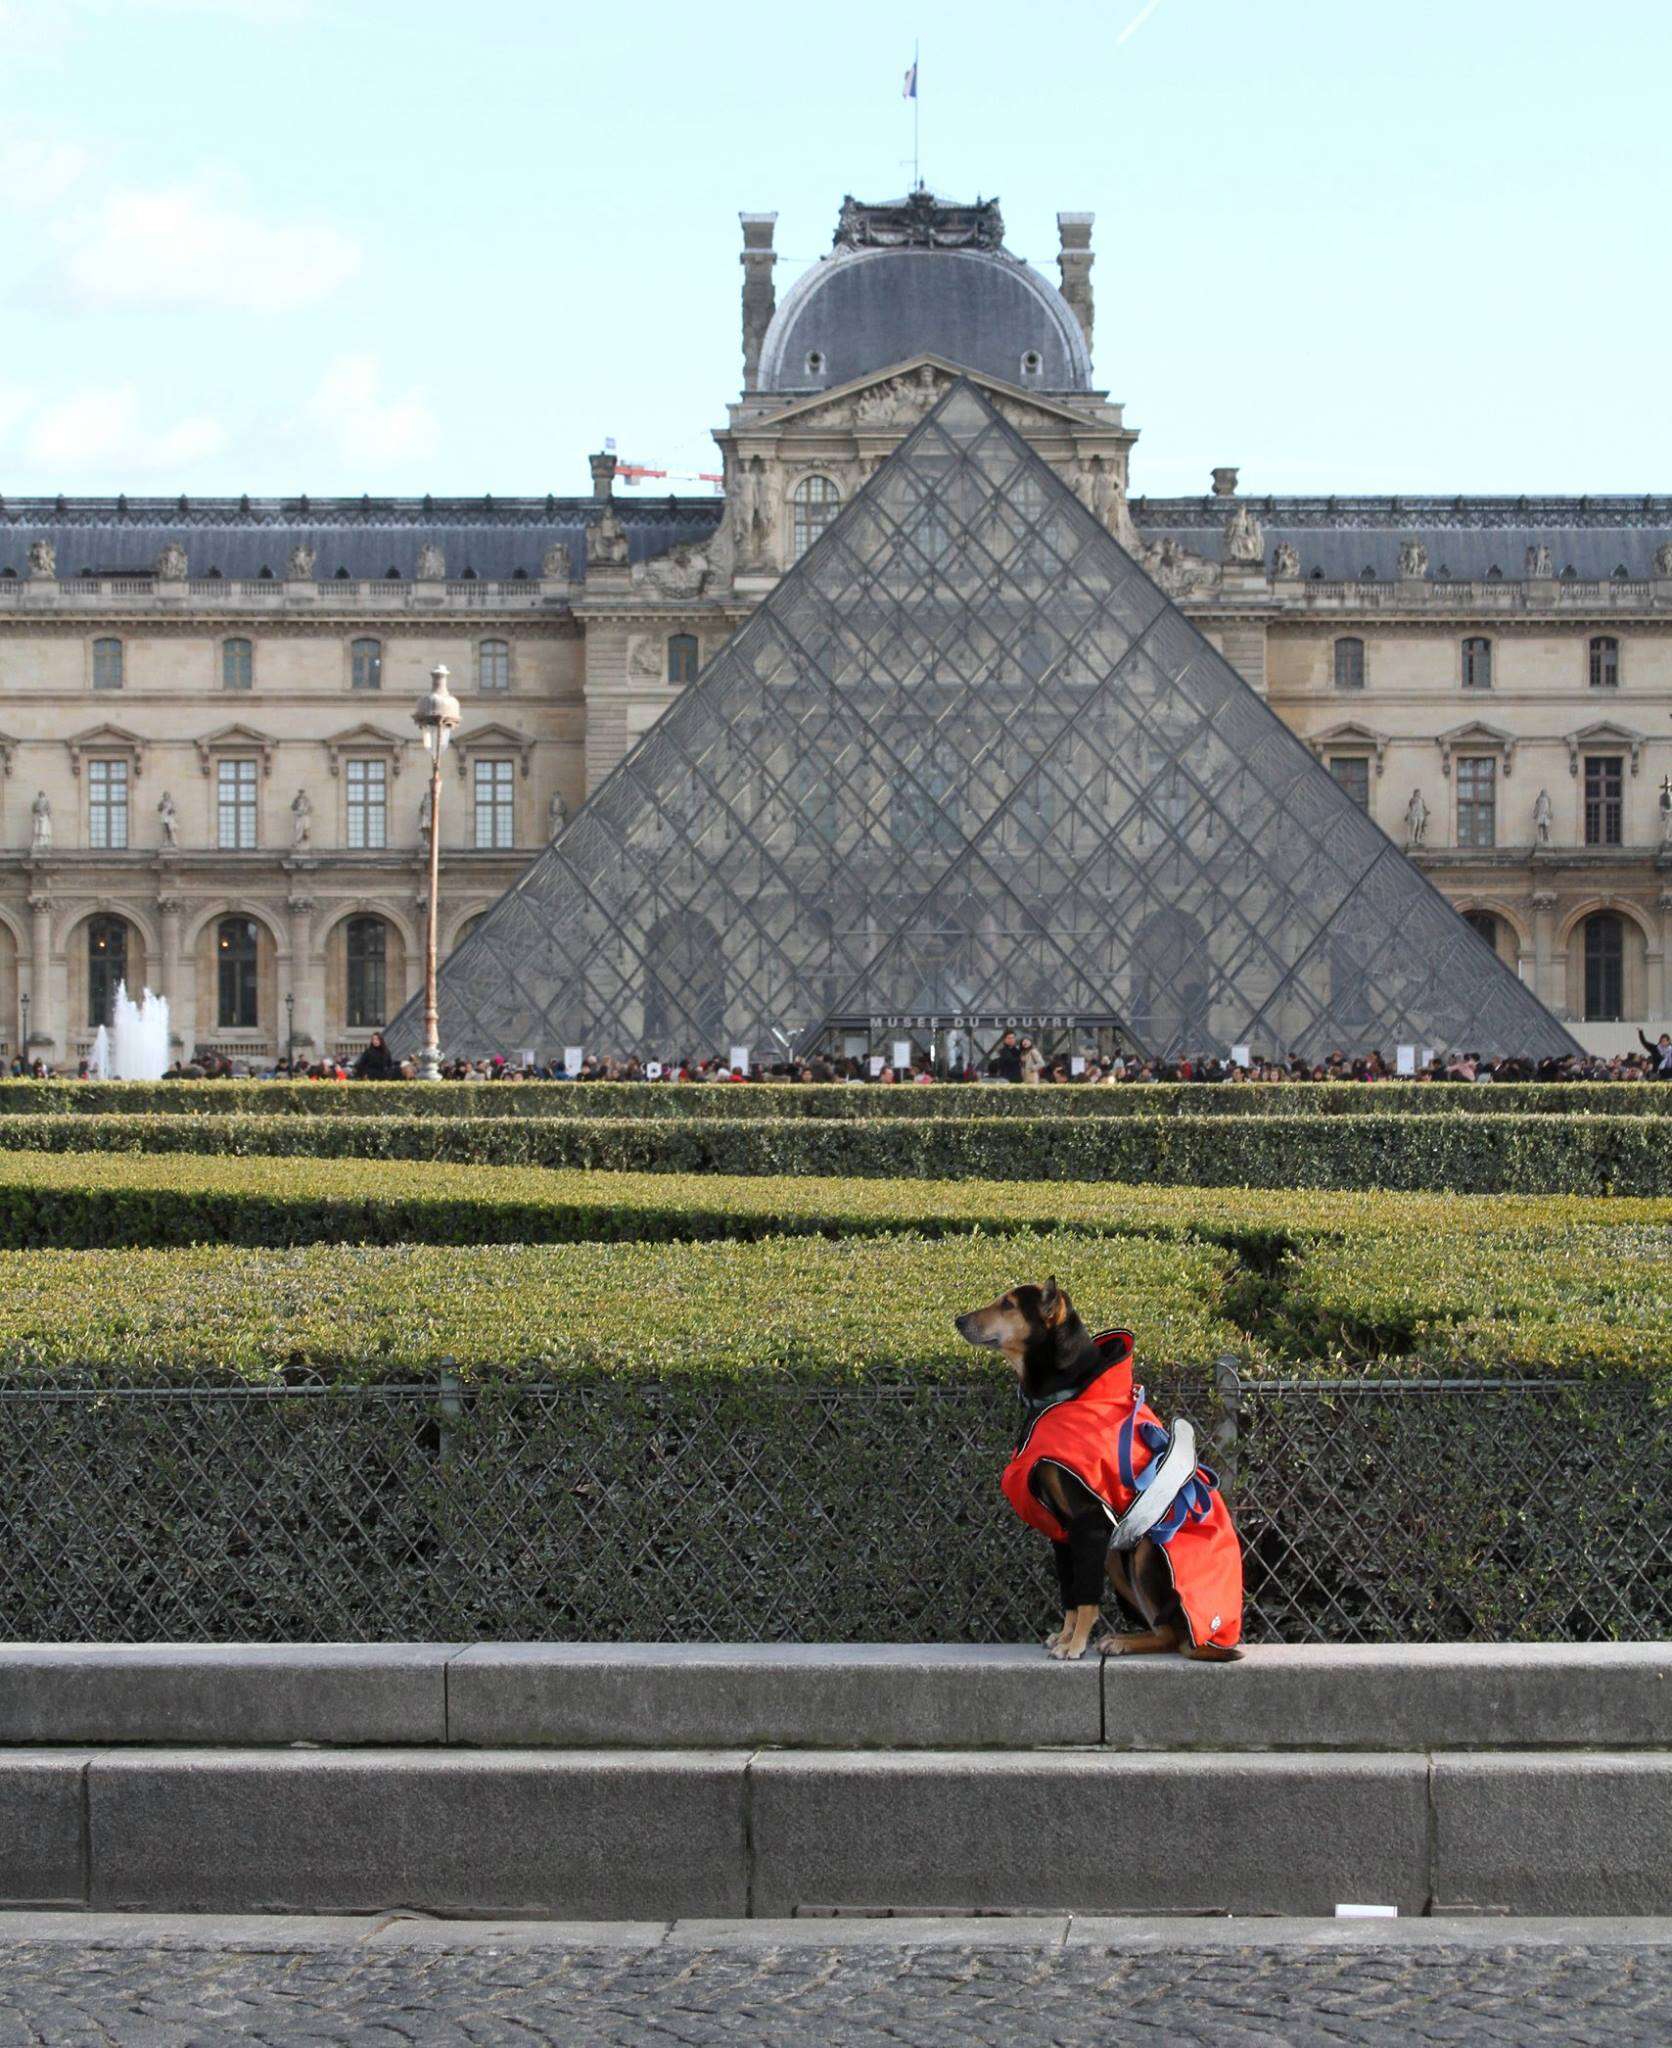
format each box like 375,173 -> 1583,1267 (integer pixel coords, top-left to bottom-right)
1,188 -> 1668,1066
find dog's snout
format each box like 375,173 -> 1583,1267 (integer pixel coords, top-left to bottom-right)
954,1313 -> 971,1337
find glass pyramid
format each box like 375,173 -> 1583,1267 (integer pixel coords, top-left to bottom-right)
393,379 -> 1578,1065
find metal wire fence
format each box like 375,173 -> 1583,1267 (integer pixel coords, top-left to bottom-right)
2,1367 -> 1665,1644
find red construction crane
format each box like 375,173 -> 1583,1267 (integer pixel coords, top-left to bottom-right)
606,440 -> 724,493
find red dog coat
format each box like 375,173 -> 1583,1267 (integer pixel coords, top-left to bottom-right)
1000,1329 -> 1244,1650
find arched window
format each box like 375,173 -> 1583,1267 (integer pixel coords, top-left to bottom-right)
346,915 -> 388,1028
643,911 -> 724,1049
216,916 -> 259,1029
667,633 -> 699,684
477,639 -> 510,692
222,637 -> 253,690
1588,635 -> 1619,689
1461,636 -> 1493,689
1333,637 -> 1365,689
1464,909 -> 1504,959
1583,912 -> 1624,1022
86,914 -> 128,1028
791,475 -> 841,558
92,637 -> 124,690
350,637 -> 382,691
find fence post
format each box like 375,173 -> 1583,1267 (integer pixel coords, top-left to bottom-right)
1210,1352 -> 1242,1497
436,1362 -> 462,1474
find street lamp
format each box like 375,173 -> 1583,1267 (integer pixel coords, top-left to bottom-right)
18,990 -> 28,1070
285,989 -> 296,1077
412,663 -> 462,1082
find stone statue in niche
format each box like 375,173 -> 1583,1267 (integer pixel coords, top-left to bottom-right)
416,544 -> 446,580
1398,539 -> 1429,579
588,505 -> 630,569
1533,787 -> 1553,846
1655,542 -> 1672,578
154,542 -> 188,580
548,789 -> 569,837
1222,504 -> 1264,565
541,540 -> 569,579
1525,543 -> 1553,578
26,539 -> 55,579
29,790 -> 51,852
1404,788 -> 1429,849
287,542 -> 316,579
290,787 -> 312,849
157,791 -> 179,848
1659,774 -> 1672,843
1272,541 -> 1300,577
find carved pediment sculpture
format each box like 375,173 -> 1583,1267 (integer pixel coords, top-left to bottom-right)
1272,541 -> 1300,577
1142,535 -> 1222,599
1525,543 -> 1553,578
287,542 -> 317,579
155,541 -> 189,580
1223,504 -> 1264,566
1398,539 -> 1429,579
541,540 -> 570,579
26,539 -> 55,579
587,505 -> 631,569
416,543 -> 446,580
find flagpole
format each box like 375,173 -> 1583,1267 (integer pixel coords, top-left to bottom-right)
913,38 -> 920,189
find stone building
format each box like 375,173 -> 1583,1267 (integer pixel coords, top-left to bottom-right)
1,187 -> 1667,1065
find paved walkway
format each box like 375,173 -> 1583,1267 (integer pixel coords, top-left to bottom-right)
0,1916 -> 1667,2047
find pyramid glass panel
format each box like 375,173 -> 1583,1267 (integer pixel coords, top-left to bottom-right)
392,381 -> 1579,1064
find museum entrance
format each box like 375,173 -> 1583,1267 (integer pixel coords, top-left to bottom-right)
807,1012 -> 1139,1078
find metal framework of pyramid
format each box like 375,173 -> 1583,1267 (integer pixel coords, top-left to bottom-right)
392,380 -> 1578,1065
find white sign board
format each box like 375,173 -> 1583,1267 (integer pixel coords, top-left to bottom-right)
1420,1047 -> 1435,1070
1070,1056 -> 1086,1077
1396,1044 -> 1417,1076
729,1045 -> 750,1075
1231,1044 -> 1252,1069
645,1061 -> 663,1080
868,1055 -> 885,1077
891,1039 -> 912,1072
563,1046 -> 584,1076
517,1049 -> 535,1071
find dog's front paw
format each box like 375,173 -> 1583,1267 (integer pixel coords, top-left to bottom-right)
1048,1638 -> 1089,1661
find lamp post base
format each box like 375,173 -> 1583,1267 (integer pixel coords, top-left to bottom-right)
416,1042 -> 443,1082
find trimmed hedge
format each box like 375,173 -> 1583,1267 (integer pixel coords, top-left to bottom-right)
2,1078 -> 1667,1119
0,1147 -> 1664,1254
0,1109 -> 1662,1193
0,1232 -> 1239,1387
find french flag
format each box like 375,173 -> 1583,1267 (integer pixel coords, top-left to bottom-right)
902,59 -> 917,99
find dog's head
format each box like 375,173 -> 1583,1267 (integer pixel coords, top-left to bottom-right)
954,1277 -> 1079,1385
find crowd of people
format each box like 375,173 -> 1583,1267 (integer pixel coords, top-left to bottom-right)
13,1023 -> 1670,1084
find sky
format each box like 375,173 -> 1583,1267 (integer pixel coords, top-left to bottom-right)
2,0 -> 1670,501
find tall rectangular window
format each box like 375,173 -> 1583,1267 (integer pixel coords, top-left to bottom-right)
92,637 -> 124,690
473,758 -> 515,849
1461,636 -> 1493,689
1588,636 -> 1619,689
217,758 -> 259,849
1456,757 -> 1496,847
88,759 -> 129,849
222,638 -> 254,689
1328,756 -> 1371,811
346,757 -> 388,849
1584,754 -> 1623,846
350,638 -> 382,691
1332,637 -> 1365,690
477,639 -> 510,691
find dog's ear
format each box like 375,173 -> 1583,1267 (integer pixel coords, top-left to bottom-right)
1040,1275 -> 1067,1326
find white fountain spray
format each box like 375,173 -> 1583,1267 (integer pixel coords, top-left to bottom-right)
98,981 -> 171,1080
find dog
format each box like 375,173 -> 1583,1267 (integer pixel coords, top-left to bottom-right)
956,1277 -> 1244,1663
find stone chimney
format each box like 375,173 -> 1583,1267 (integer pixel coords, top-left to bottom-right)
1056,212 -> 1094,357
740,212 -> 778,392
588,448 -> 618,502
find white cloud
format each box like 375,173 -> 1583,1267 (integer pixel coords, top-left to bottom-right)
300,355 -> 439,468
56,181 -> 360,314
0,140 -> 92,206
15,384 -> 226,480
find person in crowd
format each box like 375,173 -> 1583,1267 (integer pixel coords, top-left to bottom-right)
1638,1028 -> 1672,1078
353,1031 -> 398,1080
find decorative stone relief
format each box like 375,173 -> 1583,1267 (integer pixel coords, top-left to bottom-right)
587,505 -> 631,569
1524,543 -> 1553,578
541,540 -> 570,579
1222,504 -> 1264,565
287,542 -> 316,579
155,542 -> 188,580
1398,539 -> 1429,579
628,636 -> 664,680
416,544 -> 446,580
1272,541 -> 1300,578
26,539 -> 55,579
1655,541 -> 1672,577
1141,536 -> 1222,598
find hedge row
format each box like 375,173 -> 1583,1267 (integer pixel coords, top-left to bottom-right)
0,1217 -> 1663,1384
4,1079 -> 1667,1119
0,1233 -> 1238,1387
0,1110 -> 1662,1194
0,1148 -> 1664,1256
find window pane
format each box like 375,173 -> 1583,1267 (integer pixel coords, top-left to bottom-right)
216,917 -> 259,1029
1584,913 -> 1624,1021
474,757 -> 515,849
1456,757 -> 1496,847
792,476 -> 841,557
1588,636 -> 1619,689
222,638 -> 253,689
346,916 -> 388,1027
1332,638 -> 1364,689
88,759 -> 129,850
351,639 -> 382,691
1462,637 -> 1492,689
1584,755 -> 1623,846
346,758 -> 388,849
87,915 -> 128,1027
668,634 -> 699,684
92,638 -> 123,690
1328,756 -> 1370,811
217,757 -> 259,849
478,640 -> 509,691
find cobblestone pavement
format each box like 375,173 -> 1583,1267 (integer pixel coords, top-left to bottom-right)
0,1935 -> 1669,2048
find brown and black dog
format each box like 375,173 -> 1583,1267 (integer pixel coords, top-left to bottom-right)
956,1277 -> 1243,1663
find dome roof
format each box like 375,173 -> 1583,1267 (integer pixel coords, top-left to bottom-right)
757,192 -> 1092,396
